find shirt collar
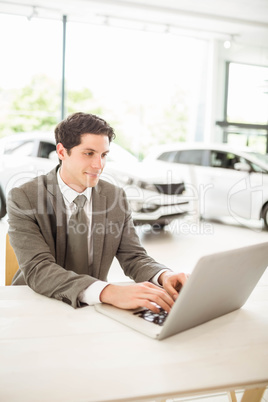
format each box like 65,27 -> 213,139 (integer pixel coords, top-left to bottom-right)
57,168 -> 92,204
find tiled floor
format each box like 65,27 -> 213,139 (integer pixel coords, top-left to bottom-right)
1,214 -> 268,402
107,215 -> 268,285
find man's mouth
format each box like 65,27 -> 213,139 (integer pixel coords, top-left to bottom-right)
85,172 -> 101,177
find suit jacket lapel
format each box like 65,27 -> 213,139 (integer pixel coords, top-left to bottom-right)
44,168 -> 107,275
91,183 -> 107,278
45,167 -> 68,267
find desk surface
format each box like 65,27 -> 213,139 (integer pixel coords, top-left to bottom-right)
0,283 -> 268,402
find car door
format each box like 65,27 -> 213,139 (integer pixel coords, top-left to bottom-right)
203,150 -> 254,220
172,149 -> 211,216
0,138 -> 56,197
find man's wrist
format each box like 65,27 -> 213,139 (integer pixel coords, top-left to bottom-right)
151,269 -> 170,286
99,283 -> 113,304
78,281 -> 109,305
158,270 -> 172,286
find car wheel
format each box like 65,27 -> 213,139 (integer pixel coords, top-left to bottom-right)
151,223 -> 166,231
262,203 -> 268,230
0,185 -> 6,219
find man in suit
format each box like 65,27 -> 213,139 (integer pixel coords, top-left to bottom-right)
7,112 -> 188,312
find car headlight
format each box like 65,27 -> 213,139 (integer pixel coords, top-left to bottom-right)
136,181 -> 157,192
129,201 -> 159,213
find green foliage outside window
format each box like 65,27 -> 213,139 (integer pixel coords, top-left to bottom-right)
0,74 -> 188,157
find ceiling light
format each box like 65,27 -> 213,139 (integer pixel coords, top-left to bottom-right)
223,40 -> 231,49
27,6 -> 38,21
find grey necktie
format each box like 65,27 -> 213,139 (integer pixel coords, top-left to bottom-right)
65,195 -> 89,274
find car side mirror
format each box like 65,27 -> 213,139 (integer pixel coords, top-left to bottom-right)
234,162 -> 251,172
48,150 -> 58,161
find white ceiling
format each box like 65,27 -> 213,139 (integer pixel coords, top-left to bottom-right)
1,0 -> 268,47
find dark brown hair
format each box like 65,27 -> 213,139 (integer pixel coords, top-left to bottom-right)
55,112 -> 116,151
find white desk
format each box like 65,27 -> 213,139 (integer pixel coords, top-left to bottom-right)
0,284 -> 268,402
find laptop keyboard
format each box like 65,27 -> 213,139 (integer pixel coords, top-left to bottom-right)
133,307 -> 168,326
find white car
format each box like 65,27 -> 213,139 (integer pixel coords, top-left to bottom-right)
143,142 -> 268,229
0,132 -> 189,227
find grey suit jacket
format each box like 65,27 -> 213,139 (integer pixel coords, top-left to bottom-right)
7,166 -> 168,307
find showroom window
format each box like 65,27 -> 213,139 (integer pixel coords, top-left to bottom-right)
217,62 -> 268,153
0,12 -> 209,158
65,22 -> 208,158
227,63 -> 268,125
0,14 -> 62,136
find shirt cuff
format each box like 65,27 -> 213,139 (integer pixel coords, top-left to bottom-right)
78,281 -> 109,305
151,269 -> 169,286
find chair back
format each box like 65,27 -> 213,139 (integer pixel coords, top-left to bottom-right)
5,233 -> 19,286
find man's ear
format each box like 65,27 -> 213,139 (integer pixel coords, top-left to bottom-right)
56,143 -> 66,162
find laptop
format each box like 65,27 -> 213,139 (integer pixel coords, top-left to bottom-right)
95,242 -> 268,340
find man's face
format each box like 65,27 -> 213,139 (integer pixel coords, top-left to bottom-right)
57,133 -> 110,192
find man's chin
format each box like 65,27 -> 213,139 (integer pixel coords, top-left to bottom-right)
85,176 -> 100,188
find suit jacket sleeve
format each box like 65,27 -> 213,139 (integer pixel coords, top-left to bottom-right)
7,176 -> 170,309
114,188 -> 169,282
7,185 -> 95,308
102,189 -> 168,282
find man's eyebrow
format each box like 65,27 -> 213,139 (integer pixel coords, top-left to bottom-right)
83,148 -> 110,153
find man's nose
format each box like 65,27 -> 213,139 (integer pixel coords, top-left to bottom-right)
92,155 -> 103,169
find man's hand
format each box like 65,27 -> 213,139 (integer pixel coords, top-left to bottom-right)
100,282 -> 174,313
159,271 -> 189,301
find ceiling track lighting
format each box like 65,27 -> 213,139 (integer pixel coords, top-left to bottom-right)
27,6 -> 38,21
223,34 -> 238,49
223,39 -> 231,48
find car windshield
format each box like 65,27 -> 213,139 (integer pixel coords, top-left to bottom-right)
246,151 -> 268,165
2,140 -> 35,156
108,143 -> 138,164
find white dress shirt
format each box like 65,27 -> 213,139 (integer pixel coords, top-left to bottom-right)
57,169 -> 166,305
